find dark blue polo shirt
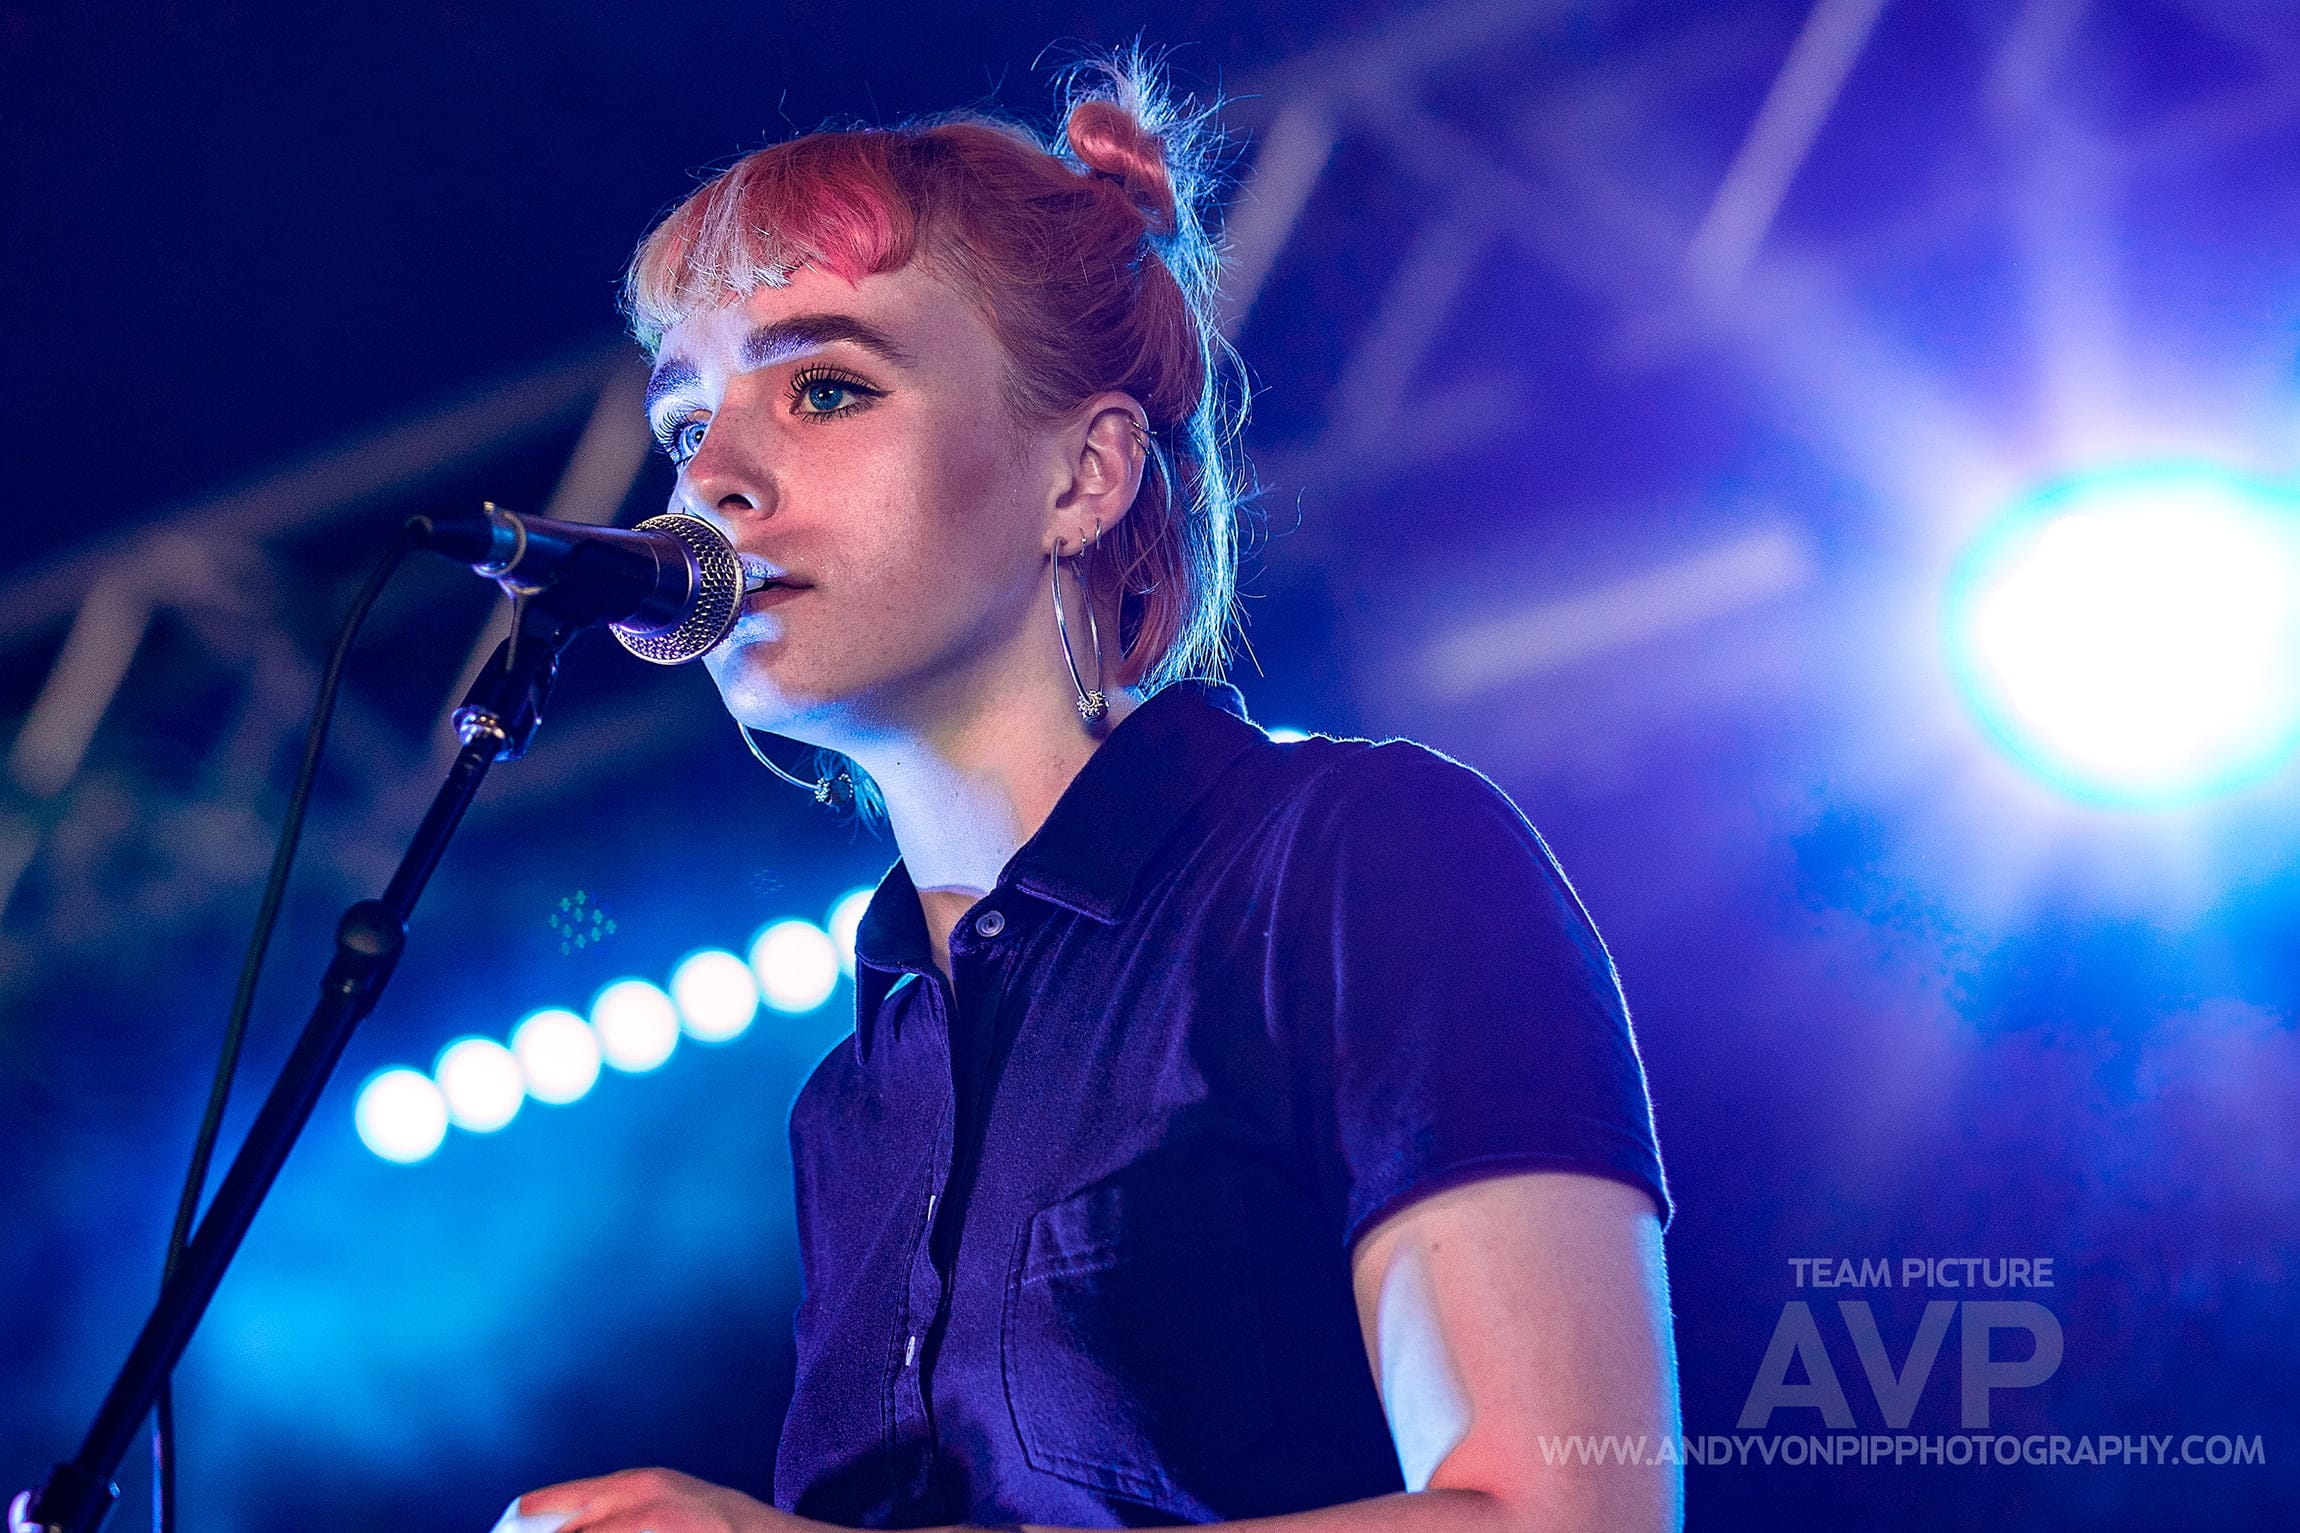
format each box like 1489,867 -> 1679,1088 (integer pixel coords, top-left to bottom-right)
773,680 -> 1667,1528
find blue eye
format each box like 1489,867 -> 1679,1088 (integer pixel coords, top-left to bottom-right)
790,367 -> 885,418
665,417 -> 709,466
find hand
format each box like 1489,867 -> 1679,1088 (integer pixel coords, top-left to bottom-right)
513,1468 -> 820,1533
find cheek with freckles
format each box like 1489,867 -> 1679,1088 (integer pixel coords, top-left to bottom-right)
697,393 -> 1053,726
827,417 -> 1042,654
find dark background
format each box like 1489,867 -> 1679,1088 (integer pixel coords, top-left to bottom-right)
2,1 -> 2296,1528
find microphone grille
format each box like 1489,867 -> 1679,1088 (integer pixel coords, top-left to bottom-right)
612,513 -> 744,665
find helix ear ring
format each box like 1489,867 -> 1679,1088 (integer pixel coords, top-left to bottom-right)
1126,420 -> 1173,520
1051,523 -> 1108,726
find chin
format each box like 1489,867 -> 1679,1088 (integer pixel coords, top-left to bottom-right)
708,650 -> 846,739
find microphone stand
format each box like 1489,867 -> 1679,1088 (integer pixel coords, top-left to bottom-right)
14,596 -> 582,1533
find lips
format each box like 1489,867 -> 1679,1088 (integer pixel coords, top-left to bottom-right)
739,552 -> 806,592
735,551 -> 814,618
722,575 -> 810,646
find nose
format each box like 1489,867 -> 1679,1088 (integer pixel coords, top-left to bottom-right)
679,396 -> 778,531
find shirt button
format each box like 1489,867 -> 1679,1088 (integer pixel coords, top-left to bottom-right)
973,909 -> 1006,938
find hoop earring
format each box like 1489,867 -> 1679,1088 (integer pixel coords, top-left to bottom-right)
737,721 -> 855,809
1052,521 -> 1107,724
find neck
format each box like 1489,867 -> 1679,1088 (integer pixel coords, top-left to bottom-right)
846,654 -> 1140,983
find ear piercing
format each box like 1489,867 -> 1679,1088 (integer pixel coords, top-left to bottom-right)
1052,519 -> 1107,724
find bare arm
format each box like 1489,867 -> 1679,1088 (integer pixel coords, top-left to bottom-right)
1007,1170 -> 1680,1533
1337,1170 -> 1680,1531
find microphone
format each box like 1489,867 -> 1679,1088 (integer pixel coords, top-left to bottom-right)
419,502 -> 757,665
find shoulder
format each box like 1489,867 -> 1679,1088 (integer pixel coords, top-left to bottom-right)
1248,732 -> 1618,993
1255,733 -> 1558,884
787,1023 -> 867,1158
1291,735 -> 1529,821
1250,738 -> 1665,1234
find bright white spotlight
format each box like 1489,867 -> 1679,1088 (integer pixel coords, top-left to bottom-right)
591,978 -> 680,1073
355,1068 -> 448,1164
1948,466 -> 2300,805
749,919 -> 841,1013
671,948 -> 761,1043
1267,726 -> 1312,743
433,1036 -> 524,1133
826,886 -> 874,978
511,1007 -> 602,1105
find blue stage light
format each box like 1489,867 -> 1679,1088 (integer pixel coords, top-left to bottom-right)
1268,727 -> 1312,743
591,978 -> 680,1073
356,901 -> 861,1155
433,1037 -> 524,1133
1947,464 -> 2300,806
511,1007 -> 602,1105
670,948 -> 760,1043
354,1068 -> 449,1164
750,919 -> 841,1013
826,886 -> 874,979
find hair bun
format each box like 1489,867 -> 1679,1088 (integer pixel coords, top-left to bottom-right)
1065,95 -> 1179,238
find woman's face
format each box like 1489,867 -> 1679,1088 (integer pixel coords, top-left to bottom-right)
648,262 -> 1065,748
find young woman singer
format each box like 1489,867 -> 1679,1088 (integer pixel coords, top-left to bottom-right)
510,55 -> 1678,1533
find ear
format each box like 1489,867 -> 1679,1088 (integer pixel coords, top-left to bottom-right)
1043,392 -> 1148,555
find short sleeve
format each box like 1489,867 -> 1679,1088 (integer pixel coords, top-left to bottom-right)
1267,741 -> 1669,1251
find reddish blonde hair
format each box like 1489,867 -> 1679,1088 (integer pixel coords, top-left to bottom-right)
625,56 -> 1246,693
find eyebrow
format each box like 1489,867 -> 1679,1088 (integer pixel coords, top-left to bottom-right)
646,312 -> 916,416
644,358 -> 699,417
743,312 -> 915,370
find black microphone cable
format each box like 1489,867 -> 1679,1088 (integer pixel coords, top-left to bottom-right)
149,516 -> 429,1533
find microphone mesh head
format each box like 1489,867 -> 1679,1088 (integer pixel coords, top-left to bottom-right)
612,513 -> 744,665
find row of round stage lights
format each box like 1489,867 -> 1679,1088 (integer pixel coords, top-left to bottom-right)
354,888 -> 876,1164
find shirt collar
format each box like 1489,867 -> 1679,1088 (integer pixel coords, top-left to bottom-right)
850,679 -> 1262,1055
